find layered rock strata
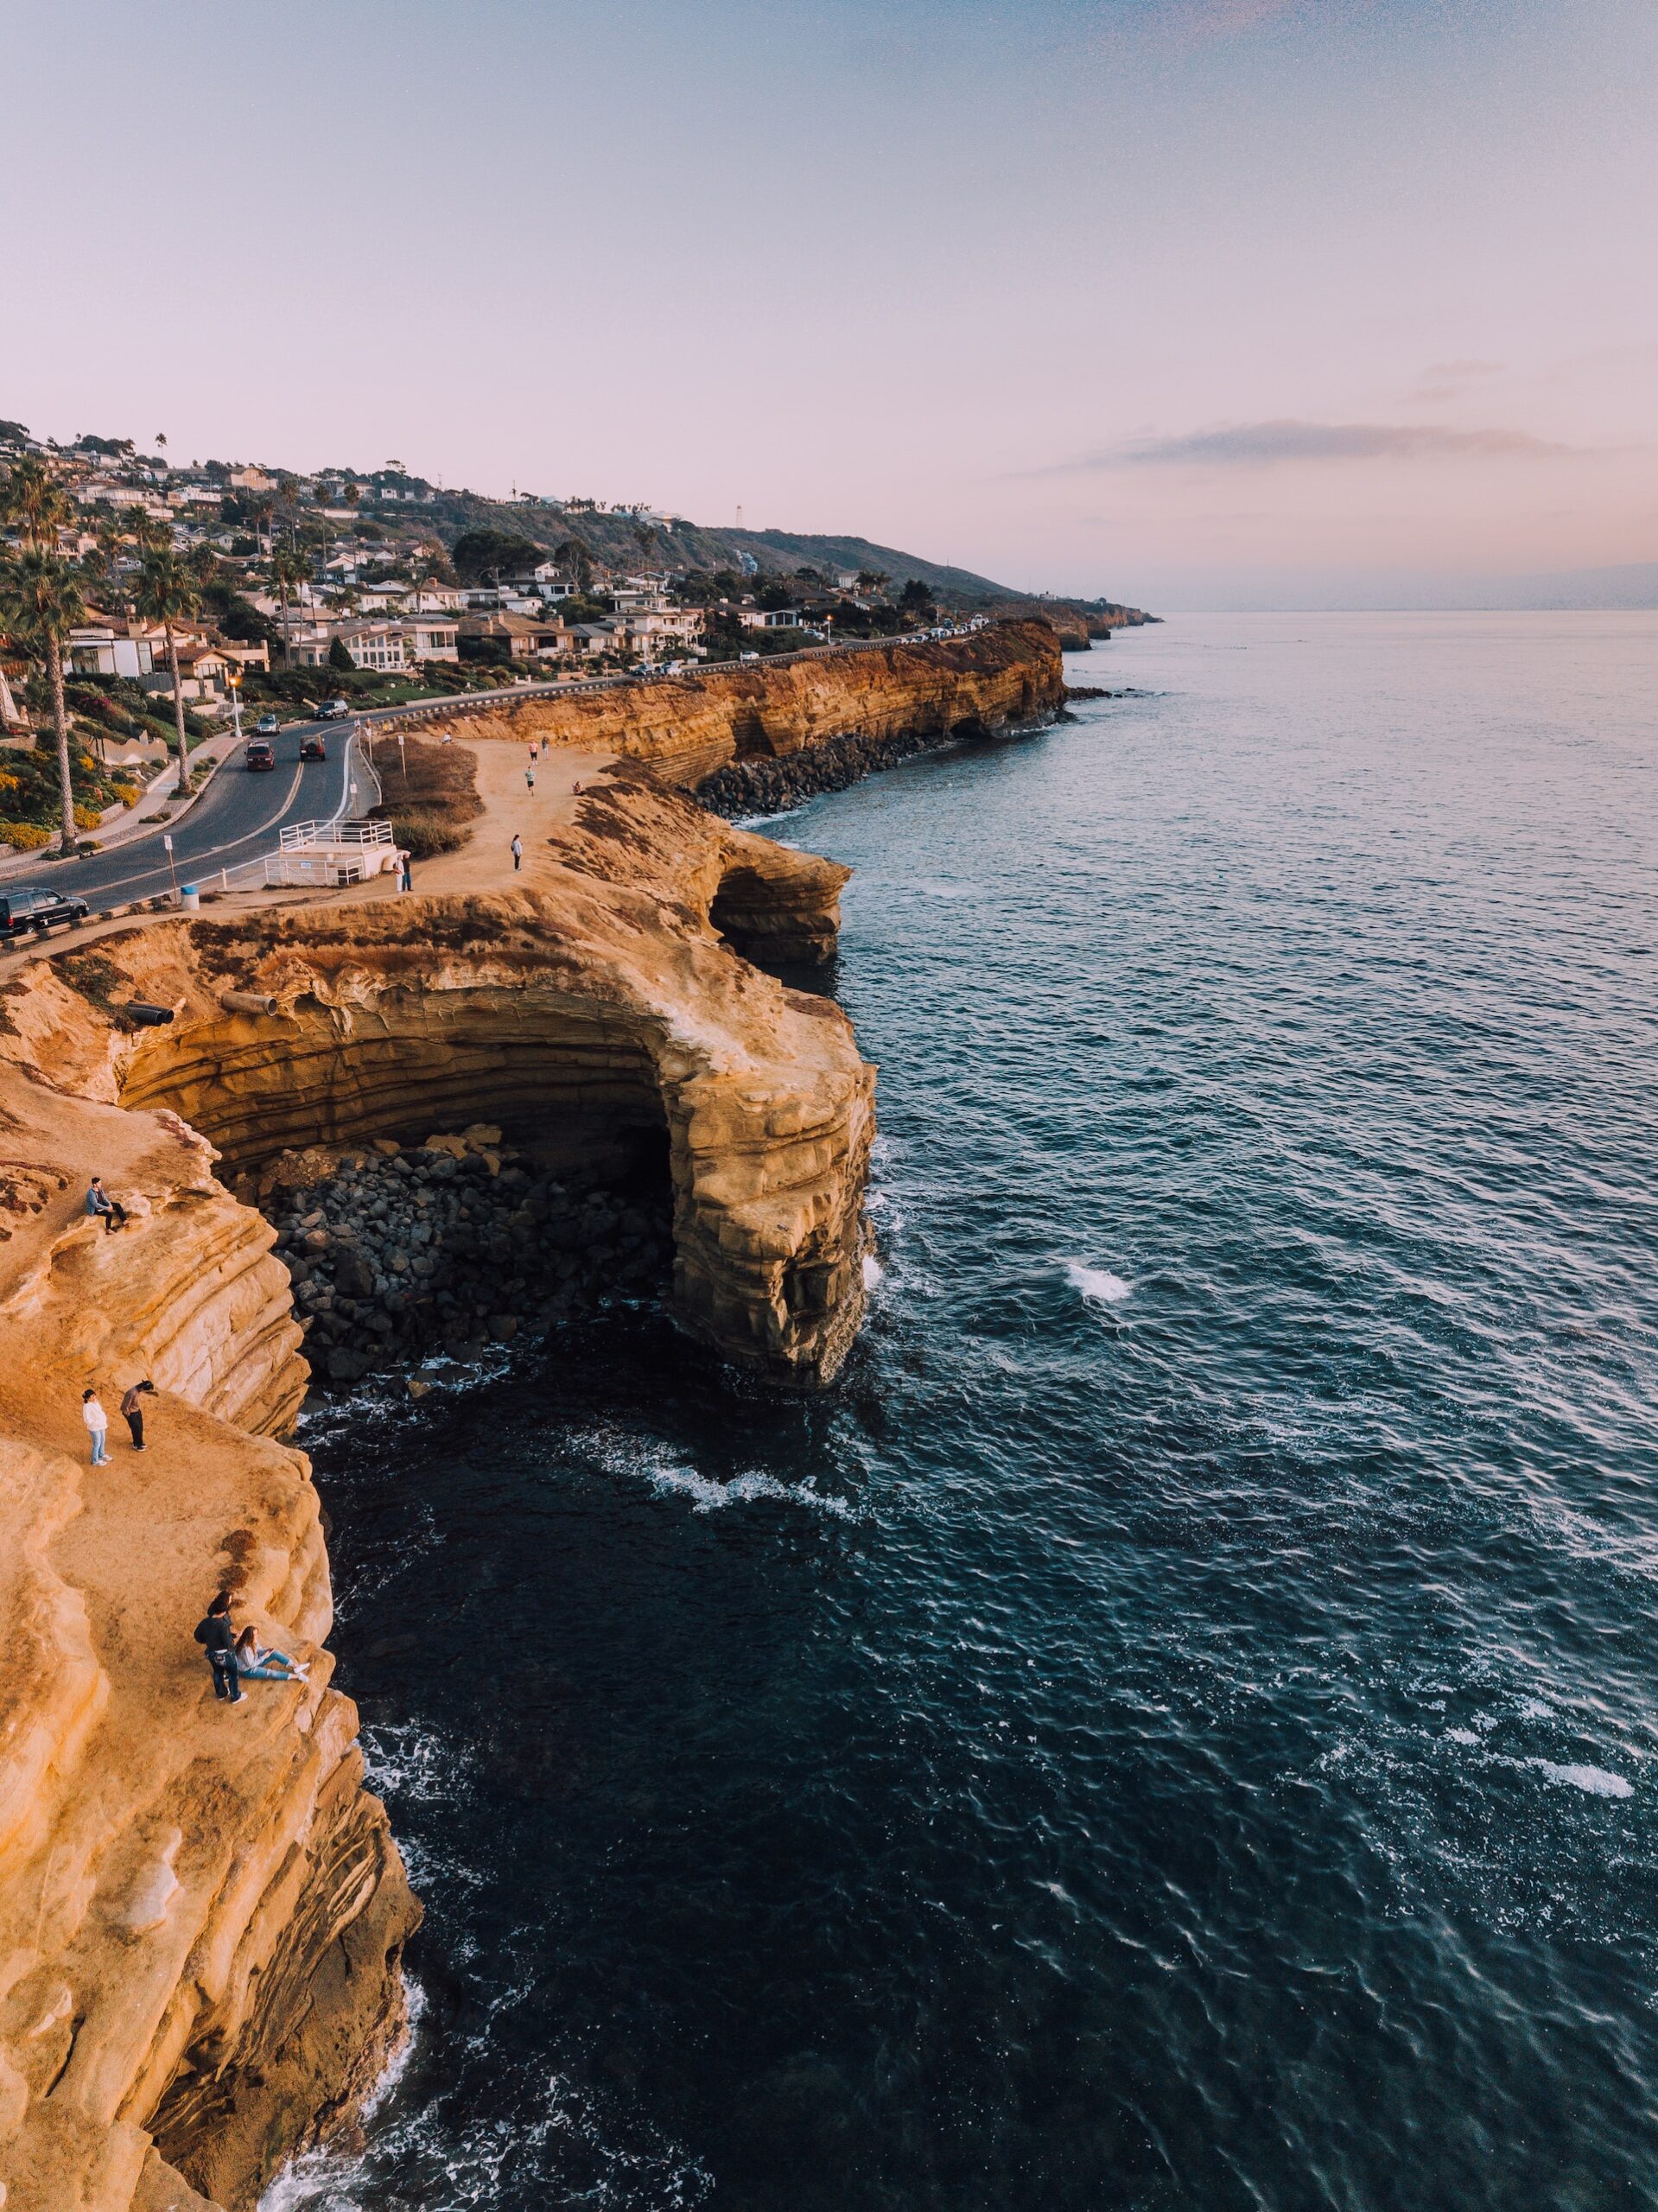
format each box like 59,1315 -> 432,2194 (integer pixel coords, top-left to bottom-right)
384,615 -> 1064,785
0,1077 -> 419,2212
0,627 -> 1060,2209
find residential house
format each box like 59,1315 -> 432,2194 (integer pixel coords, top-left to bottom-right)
619,607 -> 704,658
228,467 -> 276,492
66,624 -> 156,680
143,640 -> 235,702
402,618 -> 460,664
739,607 -> 805,631
315,620 -> 407,673
458,611 -> 564,660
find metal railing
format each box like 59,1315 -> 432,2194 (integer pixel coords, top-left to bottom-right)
279,817 -> 393,851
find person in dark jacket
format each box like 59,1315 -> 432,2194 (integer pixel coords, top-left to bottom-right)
121,1378 -> 155,1450
86,1177 -> 129,1233
194,1591 -> 244,1703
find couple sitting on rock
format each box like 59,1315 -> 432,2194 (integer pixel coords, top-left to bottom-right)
194,1590 -> 309,1704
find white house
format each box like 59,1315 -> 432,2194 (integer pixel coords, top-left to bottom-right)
66,625 -> 154,680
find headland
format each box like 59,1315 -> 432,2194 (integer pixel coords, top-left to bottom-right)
0,618 -> 1063,2211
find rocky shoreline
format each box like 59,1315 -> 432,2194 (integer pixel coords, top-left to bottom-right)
245,1126 -> 670,1389
696,712 -> 1053,818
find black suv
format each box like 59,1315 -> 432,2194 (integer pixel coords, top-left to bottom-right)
0,886 -> 91,938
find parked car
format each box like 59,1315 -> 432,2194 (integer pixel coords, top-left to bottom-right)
253,713 -> 281,734
299,734 -> 327,761
317,698 -> 352,721
245,741 -> 276,772
0,886 -> 91,938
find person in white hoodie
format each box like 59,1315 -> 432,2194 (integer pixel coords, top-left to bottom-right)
81,1388 -> 109,1466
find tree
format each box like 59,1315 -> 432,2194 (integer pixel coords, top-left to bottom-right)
328,637 -> 354,673
132,550 -> 200,797
1,458 -> 72,553
1,552 -> 86,847
270,547 -> 308,665
450,529 -> 543,583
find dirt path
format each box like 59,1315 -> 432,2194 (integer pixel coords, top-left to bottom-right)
374,735 -> 619,899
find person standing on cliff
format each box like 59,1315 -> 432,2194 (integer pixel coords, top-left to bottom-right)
194,1591 -> 243,1704
82,1388 -> 110,1465
120,1378 -> 155,1451
511,833 -> 523,872
524,763 -> 536,793
401,852 -> 414,893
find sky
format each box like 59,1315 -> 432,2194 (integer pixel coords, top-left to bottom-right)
4,0 -> 1655,608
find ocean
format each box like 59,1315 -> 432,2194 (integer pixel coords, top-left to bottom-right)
267,612 -> 1658,2212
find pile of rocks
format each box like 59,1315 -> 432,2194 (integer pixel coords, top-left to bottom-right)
698,720 -> 1017,817
257,1125 -> 671,1389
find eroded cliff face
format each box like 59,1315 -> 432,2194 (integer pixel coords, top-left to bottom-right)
0,655 -> 922,2212
0,1082 -> 418,2212
384,616 -> 1064,784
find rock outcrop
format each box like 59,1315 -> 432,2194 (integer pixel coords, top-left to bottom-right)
0,1077 -> 418,2212
384,616 -> 1064,785
0,623 -> 1056,2212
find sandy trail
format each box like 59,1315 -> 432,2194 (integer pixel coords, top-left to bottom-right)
368,734 -> 619,899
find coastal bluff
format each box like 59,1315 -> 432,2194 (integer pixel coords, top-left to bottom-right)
382,615 -> 1065,785
0,620 -> 1057,2211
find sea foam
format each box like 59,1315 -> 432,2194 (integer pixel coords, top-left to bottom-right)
1531,1760 -> 1634,1799
1066,1260 -> 1133,1306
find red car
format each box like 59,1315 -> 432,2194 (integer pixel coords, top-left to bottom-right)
245,741 -> 276,771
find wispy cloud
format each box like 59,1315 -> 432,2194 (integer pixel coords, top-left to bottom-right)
1068,419 -> 1579,469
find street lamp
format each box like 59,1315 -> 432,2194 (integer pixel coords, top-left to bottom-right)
227,669 -> 243,747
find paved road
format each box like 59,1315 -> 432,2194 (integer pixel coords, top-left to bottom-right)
41,720 -> 370,908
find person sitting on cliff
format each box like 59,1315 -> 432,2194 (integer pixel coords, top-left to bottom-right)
85,1176 -> 128,1234
194,1592 -> 243,1705
232,1624 -> 309,1684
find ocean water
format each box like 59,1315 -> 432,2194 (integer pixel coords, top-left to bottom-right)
270,613 -> 1658,2212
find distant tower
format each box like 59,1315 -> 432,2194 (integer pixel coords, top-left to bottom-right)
736,504 -> 743,530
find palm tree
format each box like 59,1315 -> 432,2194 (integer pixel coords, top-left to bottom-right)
1,458 -> 72,553
270,546 -> 308,665
0,551 -> 86,849
132,550 -> 200,797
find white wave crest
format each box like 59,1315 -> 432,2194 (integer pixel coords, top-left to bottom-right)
361,1721 -> 474,1806
1531,1759 -> 1634,1799
862,1253 -> 886,1289
1065,1260 -> 1133,1306
573,1425 -> 855,1521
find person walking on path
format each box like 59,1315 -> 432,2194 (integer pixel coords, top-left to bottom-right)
121,1378 -> 155,1451
524,764 -> 536,793
194,1592 -> 243,1703
82,1388 -> 109,1465
401,853 -> 414,893
511,834 -> 524,872
86,1177 -> 128,1234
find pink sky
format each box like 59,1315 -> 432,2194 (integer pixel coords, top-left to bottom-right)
6,0 -> 1654,607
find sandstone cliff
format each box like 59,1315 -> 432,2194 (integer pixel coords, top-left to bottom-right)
0,774 -> 874,2209
385,615 -> 1064,785
0,626 -> 1048,2212
0,1078 -> 418,2212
